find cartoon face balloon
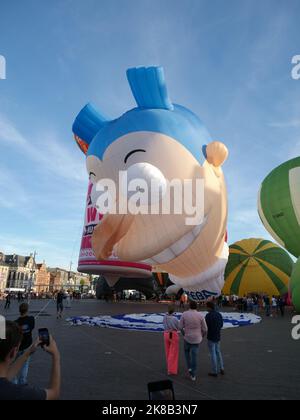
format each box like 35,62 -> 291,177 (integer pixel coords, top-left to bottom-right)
73,66 -> 229,300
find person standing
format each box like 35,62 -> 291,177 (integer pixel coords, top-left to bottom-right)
4,293 -> 11,310
163,305 -> 180,376
271,296 -> 277,317
205,301 -> 225,377
56,290 -> 64,319
263,295 -> 271,317
65,292 -> 71,309
179,293 -> 186,309
0,321 -> 61,400
179,301 -> 207,381
253,295 -> 259,315
13,303 -> 35,385
278,297 -> 285,317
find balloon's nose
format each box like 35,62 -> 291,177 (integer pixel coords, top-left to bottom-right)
121,162 -> 167,207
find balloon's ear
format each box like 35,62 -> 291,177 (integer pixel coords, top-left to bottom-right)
205,141 -> 228,176
72,103 -> 109,154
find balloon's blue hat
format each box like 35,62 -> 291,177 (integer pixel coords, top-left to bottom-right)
72,66 -> 211,162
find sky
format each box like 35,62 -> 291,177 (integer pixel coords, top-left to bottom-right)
0,0 -> 300,269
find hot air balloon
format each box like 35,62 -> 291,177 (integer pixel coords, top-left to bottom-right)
77,180 -> 153,288
72,66 -> 229,301
258,157 -> 300,311
223,238 -> 293,297
290,259 -> 300,311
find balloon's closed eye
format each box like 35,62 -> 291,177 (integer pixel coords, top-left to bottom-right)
89,172 -> 96,179
124,149 -> 146,164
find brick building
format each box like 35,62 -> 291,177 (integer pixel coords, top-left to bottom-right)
35,262 -> 50,293
48,268 -> 69,292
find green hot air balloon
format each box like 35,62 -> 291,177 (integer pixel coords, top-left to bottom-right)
258,157 -> 300,311
291,259 -> 300,311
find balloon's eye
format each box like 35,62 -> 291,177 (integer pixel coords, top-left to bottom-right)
89,172 -> 96,180
124,149 -> 146,164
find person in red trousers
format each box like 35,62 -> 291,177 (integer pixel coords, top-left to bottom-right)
163,305 -> 180,375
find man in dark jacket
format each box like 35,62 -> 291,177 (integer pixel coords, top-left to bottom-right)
13,303 -> 35,385
205,301 -> 224,377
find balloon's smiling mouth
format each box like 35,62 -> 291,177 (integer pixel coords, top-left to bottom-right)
142,215 -> 208,265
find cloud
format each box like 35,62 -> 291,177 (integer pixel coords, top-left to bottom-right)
0,114 -> 27,146
0,234 -> 47,254
268,120 -> 300,128
0,165 -> 30,210
287,139 -> 300,160
0,113 -> 86,183
0,232 -> 79,270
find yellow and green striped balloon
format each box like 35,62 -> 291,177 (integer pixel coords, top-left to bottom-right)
223,238 -> 293,297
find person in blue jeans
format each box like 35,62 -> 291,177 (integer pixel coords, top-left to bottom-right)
179,301 -> 208,381
13,303 -> 35,385
205,301 -> 224,378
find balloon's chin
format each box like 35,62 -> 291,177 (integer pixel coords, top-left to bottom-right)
166,242 -> 229,301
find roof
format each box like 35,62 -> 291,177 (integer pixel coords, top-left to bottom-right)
0,261 -> 9,267
4,254 -> 33,267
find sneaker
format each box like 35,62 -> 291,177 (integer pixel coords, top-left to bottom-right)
190,375 -> 196,381
220,369 -> 225,375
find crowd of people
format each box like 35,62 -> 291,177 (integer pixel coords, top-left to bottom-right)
0,288 -> 295,400
173,293 -> 290,318
163,301 -> 224,381
219,294 -> 288,317
0,290 -> 85,302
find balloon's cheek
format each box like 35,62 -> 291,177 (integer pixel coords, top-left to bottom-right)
91,214 -> 134,260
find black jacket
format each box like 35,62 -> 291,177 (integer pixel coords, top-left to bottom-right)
205,310 -> 224,343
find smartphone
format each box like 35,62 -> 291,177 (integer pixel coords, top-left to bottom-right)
38,328 -> 50,347
148,380 -> 175,400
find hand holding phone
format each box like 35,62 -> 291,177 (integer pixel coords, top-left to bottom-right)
38,328 -> 50,347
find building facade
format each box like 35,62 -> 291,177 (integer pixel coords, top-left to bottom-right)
5,254 -> 36,291
71,272 -> 90,289
35,263 -> 50,293
0,253 -> 9,292
48,268 -> 90,291
0,252 -> 91,293
48,268 -> 69,292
